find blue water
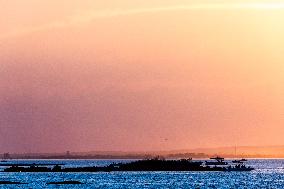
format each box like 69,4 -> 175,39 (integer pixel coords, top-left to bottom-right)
0,159 -> 283,188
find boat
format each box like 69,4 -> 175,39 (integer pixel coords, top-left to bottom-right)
205,156 -> 228,165
232,159 -> 247,163
225,164 -> 254,172
228,158 -> 253,171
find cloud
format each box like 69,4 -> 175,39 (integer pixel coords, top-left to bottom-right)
1,2 -> 284,40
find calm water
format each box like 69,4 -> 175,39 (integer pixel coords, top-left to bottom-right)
0,159 -> 283,188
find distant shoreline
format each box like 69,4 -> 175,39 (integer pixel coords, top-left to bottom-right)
3,155 -> 284,160
2,146 -> 284,159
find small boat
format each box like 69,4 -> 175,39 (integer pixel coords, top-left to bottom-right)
232,159 -> 248,163
228,158 -> 253,171
205,156 -> 254,172
205,156 -> 228,165
225,164 -> 254,172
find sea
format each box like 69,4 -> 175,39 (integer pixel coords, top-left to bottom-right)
0,159 -> 283,188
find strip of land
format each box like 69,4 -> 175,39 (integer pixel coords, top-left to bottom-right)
1,146 -> 284,159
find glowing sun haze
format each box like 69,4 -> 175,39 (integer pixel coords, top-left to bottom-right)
0,0 -> 284,153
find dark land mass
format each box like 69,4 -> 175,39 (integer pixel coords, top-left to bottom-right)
0,163 -> 64,166
3,158 -> 253,172
47,181 -> 82,184
0,181 -> 27,184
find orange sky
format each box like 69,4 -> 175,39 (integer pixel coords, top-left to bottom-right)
0,0 -> 284,153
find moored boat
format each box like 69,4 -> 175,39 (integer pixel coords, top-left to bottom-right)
205,156 -> 228,165
225,164 -> 254,172
228,158 -> 253,171
232,159 -> 247,163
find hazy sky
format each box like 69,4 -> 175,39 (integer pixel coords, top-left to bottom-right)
0,0 -> 284,153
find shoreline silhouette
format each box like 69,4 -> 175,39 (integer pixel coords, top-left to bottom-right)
3,157 -> 254,172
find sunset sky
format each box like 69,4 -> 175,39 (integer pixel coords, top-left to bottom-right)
0,0 -> 284,153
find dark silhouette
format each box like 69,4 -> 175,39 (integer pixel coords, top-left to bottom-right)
47,181 -> 82,184
0,181 -> 27,184
205,156 -> 228,165
232,158 -> 247,163
3,157 -> 254,172
0,163 -> 64,166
